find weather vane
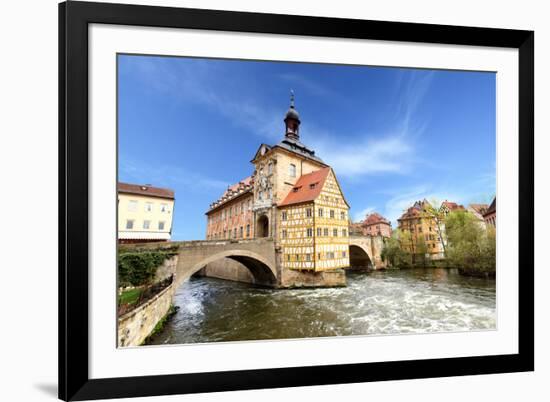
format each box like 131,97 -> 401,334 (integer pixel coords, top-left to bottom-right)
290,89 -> 295,108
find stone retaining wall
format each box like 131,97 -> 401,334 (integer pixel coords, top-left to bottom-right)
117,283 -> 174,347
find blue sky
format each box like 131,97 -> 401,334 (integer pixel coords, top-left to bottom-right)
118,54 -> 496,240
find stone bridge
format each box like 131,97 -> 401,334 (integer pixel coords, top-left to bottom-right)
126,235 -> 386,291
348,235 -> 387,270
130,238 -> 279,289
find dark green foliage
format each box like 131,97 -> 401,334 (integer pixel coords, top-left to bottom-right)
118,250 -> 176,287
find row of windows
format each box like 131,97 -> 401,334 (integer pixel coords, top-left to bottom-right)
281,208 -> 347,221
125,200 -> 170,213
285,250 -> 347,262
210,199 -> 253,223
404,225 -> 434,233
125,220 -> 166,230
209,224 -> 251,240
281,227 -> 347,238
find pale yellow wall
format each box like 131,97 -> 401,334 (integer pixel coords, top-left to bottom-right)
118,193 -> 175,240
253,147 -> 326,206
278,170 -> 350,272
279,203 -> 316,270
313,170 -> 350,271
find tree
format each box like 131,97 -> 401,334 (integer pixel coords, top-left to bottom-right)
416,236 -> 428,267
445,210 -> 495,275
423,199 -> 448,258
381,229 -> 412,268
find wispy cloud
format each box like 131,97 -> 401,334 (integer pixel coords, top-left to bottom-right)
122,57 -> 283,140
120,157 -> 229,194
311,133 -> 414,178
278,73 -> 335,98
304,70 -> 434,179
352,206 -> 375,222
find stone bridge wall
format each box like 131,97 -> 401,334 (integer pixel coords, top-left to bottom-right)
349,235 -> 387,269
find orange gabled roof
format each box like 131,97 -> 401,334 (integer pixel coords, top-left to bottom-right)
278,167 -> 331,207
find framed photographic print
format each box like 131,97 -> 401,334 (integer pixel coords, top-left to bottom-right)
59,1 -> 534,400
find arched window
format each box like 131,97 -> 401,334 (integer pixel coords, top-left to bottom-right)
289,164 -> 296,177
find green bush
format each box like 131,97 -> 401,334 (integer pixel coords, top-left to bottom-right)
118,250 -> 176,287
445,211 -> 496,274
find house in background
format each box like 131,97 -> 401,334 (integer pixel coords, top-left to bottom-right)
440,200 -> 465,216
398,199 -> 446,260
468,203 -> 490,229
118,182 -> 175,244
350,212 -> 392,238
483,197 -> 496,227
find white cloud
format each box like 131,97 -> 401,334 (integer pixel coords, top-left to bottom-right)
310,133 -> 414,177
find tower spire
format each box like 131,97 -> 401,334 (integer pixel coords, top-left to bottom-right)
284,90 -> 300,141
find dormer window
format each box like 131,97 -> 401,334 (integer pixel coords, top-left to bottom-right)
309,182 -> 317,189
292,186 -> 301,193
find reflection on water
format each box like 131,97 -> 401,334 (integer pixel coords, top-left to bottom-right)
149,268 -> 496,345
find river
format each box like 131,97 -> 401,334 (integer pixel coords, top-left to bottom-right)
149,268 -> 496,345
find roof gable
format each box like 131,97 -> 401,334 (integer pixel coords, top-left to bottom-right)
251,143 -> 272,162
278,167 -> 331,207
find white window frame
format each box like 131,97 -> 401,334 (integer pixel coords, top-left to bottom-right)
127,200 -> 138,212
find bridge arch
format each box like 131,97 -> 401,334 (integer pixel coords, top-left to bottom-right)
349,244 -> 373,271
176,249 -> 278,288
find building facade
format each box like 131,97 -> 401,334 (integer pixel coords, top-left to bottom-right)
468,203 -> 490,230
118,182 -> 175,244
397,199 -> 445,260
206,177 -> 255,240
351,212 -> 392,238
278,167 -> 350,271
205,94 -> 350,273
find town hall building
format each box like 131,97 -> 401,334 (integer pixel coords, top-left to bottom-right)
206,93 -> 350,274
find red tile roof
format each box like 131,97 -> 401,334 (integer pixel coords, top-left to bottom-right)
118,182 -> 174,199
469,203 -> 489,215
208,176 -> 254,212
278,167 -> 331,207
363,212 -> 391,226
441,200 -> 465,211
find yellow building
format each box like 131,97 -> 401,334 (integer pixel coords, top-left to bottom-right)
206,92 -> 350,272
118,182 -> 175,244
397,199 -> 445,260
278,167 -> 350,271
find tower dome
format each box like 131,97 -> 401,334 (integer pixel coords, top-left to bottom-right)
284,90 -> 300,141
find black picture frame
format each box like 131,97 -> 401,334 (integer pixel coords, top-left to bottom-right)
59,1 -> 534,400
